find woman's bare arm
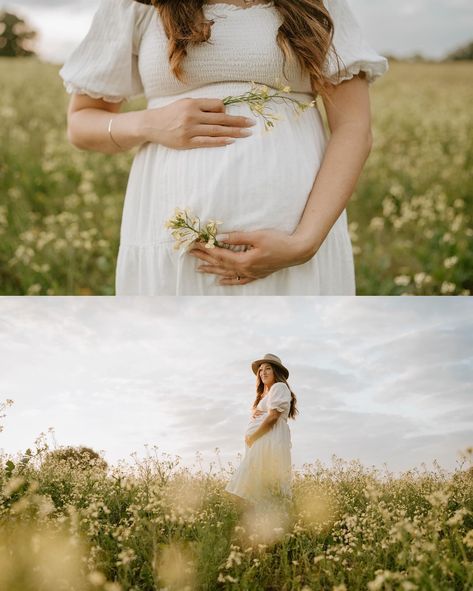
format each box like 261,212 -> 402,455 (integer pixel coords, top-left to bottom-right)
292,73 -> 373,257
66,94 -> 256,154
188,74 -> 373,284
66,94 -> 144,154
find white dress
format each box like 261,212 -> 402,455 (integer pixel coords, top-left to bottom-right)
225,382 -> 293,504
59,0 -> 389,295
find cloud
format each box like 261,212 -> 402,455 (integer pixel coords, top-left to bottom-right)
0,297 -> 471,473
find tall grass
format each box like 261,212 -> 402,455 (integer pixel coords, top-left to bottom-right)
2,431 -> 472,591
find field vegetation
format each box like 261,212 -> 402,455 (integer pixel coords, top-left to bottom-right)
1,60 -> 472,294
1,397 -> 472,591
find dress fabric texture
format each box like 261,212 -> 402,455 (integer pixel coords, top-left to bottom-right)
225,382 -> 293,504
59,0 -> 389,295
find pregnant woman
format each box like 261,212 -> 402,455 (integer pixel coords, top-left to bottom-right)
59,0 -> 388,295
225,354 -> 297,506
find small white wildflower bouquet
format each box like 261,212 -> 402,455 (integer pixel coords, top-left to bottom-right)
165,207 -> 224,251
223,81 -> 316,130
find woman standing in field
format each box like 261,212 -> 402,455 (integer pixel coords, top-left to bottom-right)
225,354 -> 297,507
59,0 -> 388,295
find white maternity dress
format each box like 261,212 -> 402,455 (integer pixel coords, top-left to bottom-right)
59,0 -> 388,295
225,382 -> 293,504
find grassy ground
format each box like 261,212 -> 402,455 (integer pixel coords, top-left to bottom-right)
1,435 -> 472,591
1,59 -> 472,295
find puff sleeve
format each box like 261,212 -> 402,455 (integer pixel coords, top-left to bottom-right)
58,0 -> 152,102
268,383 -> 291,414
323,0 -> 389,84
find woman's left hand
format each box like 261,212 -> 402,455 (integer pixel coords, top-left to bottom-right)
188,229 -> 316,286
245,434 -> 254,447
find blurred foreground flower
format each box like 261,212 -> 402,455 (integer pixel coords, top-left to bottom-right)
0,522 -> 89,591
223,82 -> 316,130
165,207 -> 224,251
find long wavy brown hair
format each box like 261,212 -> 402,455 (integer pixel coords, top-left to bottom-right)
253,362 -> 299,419
134,0 -> 342,97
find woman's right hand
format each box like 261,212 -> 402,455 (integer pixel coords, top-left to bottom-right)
140,98 -> 256,149
252,409 -> 265,419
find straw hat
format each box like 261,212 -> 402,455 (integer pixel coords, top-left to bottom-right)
251,353 -> 289,379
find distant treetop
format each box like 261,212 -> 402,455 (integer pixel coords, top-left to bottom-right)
446,40 -> 473,61
0,11 -> 37,58
42,446 -> 108,471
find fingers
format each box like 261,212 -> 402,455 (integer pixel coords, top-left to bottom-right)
196,264 -> 256,285
184,99 -> 257,147
189,245 -> 260,285
219,276 -> 256,286
197,264 -> 232,277
189,249 -> 220,265
195,98 -> 226,112
187,136 -> 237,148
196,262 -> 264,284
189,245 -> 244,266
215,231 -> 258,247
190,242 -> 219,253
194,124 -> 254,139
200,112 -> 257,128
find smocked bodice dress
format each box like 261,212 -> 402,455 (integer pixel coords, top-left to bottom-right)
59,0 -> 388,295
225,382 -> 293,504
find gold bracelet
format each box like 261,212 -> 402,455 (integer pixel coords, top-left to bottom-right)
108,117 -> 123,150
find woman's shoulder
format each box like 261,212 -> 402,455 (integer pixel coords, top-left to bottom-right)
111,0 -> 154,7
130,0 -> 156,12
132,0 -> 157,7
98,0 -> 155,18
101,0 -> 156,39
90,0 -> 155,27
270,382 -> 291,396
59,0 -> 156,102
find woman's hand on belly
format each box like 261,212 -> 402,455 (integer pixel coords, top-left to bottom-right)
188,229 -> 314,285
140,98 -> 256,150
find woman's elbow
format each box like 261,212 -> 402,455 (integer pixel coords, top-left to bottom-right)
66,128 -> 82,150
356,117 -> 373,153
332,120 -> 373,156
66,120 -> 86,151
268,411 -> 281,425
66,110 -> 95,151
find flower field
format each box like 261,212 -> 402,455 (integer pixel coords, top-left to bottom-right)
2,431 -> 472,591
1,58 -> 472,295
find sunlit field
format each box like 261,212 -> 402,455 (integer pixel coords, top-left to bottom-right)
2,428 -> 472,591
1,59 -> 472,295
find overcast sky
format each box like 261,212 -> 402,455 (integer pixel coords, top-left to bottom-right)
1,0 -> 472,62
0,297 -> 471,475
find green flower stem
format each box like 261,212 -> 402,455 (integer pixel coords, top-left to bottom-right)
223,92 -> 308,110
222,87 -> 315,130
170,214 -> 224,249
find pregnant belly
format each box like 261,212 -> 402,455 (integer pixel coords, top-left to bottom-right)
122,83 -> 328,245
245,415 -> 268,438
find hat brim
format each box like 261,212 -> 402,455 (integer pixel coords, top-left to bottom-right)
252,359 -> 289,379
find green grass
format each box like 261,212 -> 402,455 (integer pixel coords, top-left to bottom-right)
1,58 -> 472,294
